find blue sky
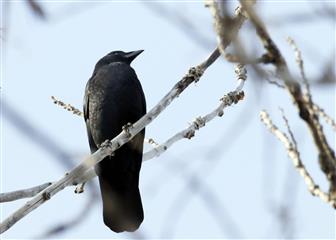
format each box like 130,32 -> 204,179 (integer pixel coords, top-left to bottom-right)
1,0 -> 335,238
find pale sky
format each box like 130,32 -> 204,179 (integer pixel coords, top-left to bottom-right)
1,0 -> 335,238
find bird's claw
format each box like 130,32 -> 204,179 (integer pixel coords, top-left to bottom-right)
122,122 -> 133,137
74,182 -> 86,194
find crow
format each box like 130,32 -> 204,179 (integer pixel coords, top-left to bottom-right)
83,50 -> 146,232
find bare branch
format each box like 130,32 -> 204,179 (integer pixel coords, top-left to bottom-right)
234,63 -> 247,90
313,103 -> 336,132
241,0 -> 336,200
1,88 -> 245,205
279,108 -> 298,148
260,110 -> 336,208
206,0 -> 248,56
265,78 -> 285,89
51,96 -> 83,117
224,52 -> 266,64
1,2 -> 251,232
287,37 -> 313,106
145,63 -> 245,159
144,90 -> 244,160
0,48 -> 221,234
0,182 -> 52,203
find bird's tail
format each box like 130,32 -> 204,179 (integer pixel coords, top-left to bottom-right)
96,151 -> 144,233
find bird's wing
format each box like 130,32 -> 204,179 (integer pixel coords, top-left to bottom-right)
83,82 -> 89,121
83,81 -> 98,153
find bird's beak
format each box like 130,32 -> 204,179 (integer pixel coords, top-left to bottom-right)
125,50 -> 144,63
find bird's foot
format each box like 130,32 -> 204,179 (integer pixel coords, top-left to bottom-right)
122,122 -> 133,137
74,182 -> 86,194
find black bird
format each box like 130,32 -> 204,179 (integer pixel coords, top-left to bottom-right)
83,50 -> 146,232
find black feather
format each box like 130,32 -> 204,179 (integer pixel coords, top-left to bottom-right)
83,50 -> 146,232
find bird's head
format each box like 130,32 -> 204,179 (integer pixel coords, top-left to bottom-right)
94,50 -> 144,72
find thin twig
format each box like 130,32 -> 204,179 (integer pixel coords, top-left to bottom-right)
313,103 -> 336,132
279,108 -> 298,148
265,78 -> 285,88
260,110 -> 336,208
287,37 -> 313,107
51,96 -> 83,117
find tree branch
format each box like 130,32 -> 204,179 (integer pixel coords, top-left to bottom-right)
1,1 -> 251,232
241,0 -> 336,201
313,103 -> 336,132
206,0 -> 249,56
1,87 -> 245,203
260,110 -> 336,208
51,96 -> 83,117
0,182 -> 52,203
0,48 -> 221,234
144,90 -> 244,160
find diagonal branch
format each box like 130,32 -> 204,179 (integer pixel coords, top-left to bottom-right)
1,1 -> 250,232
145,63 -> 246,159
240,0 -> 336,201
1,88 -> 245,204
0,48 -> 220,234
260,110 -> 336,208
144,90 -> 244,160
